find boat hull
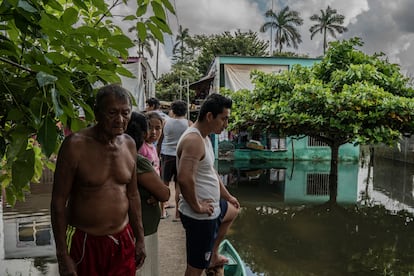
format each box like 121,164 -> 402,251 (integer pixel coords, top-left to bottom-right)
219,239 -> 247,276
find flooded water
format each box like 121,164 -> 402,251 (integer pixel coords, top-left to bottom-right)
1,154 -> 414,275
220,156 -> 414,276
0,168 -> 58,276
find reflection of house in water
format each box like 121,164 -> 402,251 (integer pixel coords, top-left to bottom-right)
219,160 -> 358,204
16,216 -> 52,247
285,162 -> 358,204
2,169 -> 55,259
372,156 -> 414,208
374,136 -> 414,164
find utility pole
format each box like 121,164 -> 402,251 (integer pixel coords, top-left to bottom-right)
155,40 -> 159,79
186,79 -> 190,121
179,77 -> 182,100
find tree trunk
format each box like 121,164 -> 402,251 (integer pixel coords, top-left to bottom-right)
329,144 -> 339,203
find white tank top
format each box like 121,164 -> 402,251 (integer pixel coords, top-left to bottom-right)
177,127 -> 220,219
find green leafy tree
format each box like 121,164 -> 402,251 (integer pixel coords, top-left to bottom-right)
158,29 -> 269,100
260,6 -> 303,54
172,25 -> 195,64
310,5 -> 348,54
226,38 -> 414,203
0,0 -> 174,205
157,25 -> 200,102
193,30 -> 268,74
156,62 -> 200,101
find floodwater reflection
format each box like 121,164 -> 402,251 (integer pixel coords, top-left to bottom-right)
1,156 -> 414,275
1,168 -> 58,276
220,157 -> 414,275
220,160 -> 359,205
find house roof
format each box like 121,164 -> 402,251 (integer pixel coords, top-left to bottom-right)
189,74 -> 215,90
190,55 -> 321,92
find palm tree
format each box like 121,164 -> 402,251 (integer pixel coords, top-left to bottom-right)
309,6 -> 348,54
260,6 -> 304,54
172,25 -> 193,64
136,34 -> 156,58
128,19 -> 156,58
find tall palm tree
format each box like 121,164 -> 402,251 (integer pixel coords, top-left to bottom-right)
128,19 -> 156,58
309,6 -> 348,54
136,34 -> 156,58
260,6 -> 304,54
173,25 -> 192,63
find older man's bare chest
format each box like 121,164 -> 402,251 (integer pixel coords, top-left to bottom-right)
75,141 -> 134,187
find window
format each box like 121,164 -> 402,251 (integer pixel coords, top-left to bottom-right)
270,168 -> 286,183
270,137 -> 287,151
308,137 -> 328,147
306,173 -> 329,195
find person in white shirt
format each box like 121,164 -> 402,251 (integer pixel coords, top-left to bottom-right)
159,100 -> 192,220
176,93 -> 240,276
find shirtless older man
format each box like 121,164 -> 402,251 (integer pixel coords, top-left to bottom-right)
51,84 -> 145,276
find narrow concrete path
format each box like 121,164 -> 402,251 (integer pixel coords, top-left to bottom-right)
158,183 -> 186,275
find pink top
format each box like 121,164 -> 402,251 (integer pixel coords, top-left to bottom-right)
138,142 -> 160,175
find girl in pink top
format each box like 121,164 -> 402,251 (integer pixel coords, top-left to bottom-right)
138,111 -> 163,175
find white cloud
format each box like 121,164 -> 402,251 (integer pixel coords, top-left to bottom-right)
111,0 -> 414,78
173,0 -> 263,35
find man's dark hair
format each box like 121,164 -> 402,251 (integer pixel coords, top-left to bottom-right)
171,100 -> 187,117
146,97 -> 160,109
125,112 -> 148,150
94,84 -> 131,114
198,93 -> 232,122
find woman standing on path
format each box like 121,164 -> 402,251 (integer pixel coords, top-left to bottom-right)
126,112 -> 170,276
158,100 -> 192,220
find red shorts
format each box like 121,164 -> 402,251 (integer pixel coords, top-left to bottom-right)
66,224 -> 136,276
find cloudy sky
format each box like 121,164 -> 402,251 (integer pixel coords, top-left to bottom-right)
113,0 -> 414,79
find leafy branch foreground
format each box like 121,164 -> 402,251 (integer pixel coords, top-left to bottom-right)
0,0 -> 174,205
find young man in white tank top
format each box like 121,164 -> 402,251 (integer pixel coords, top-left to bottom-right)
176,93 -> 240,276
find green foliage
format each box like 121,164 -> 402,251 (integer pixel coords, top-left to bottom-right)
227,38 -> 414,149
172,25 -> 195,64
158,29 -> 269,101
127,18 -> 157,57
157,28 -> 269,102
0,0 -> 174,205
156,62 -> 200,101
193,30 -> 269,74
227,37 -> 414,203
